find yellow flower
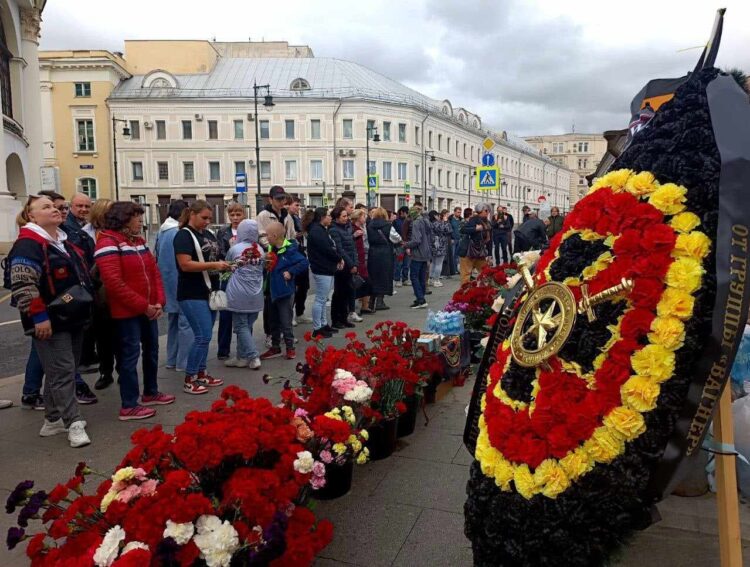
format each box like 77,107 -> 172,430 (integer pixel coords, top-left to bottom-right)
657,288 -> 696,321
360,429 -> 369,441
674,232 -> 711,260
665,257 -> 703,293
100,490 -> 117,512
621,375 -> 661,412
590,168 -> 634,193
324,410 -> 343,421
624,171 -> 658,196
648,316 -> 685,350
534,459 -> 571,498
112,467 -> 137,483
670,212 -> 701,233
648,183 -> 687,215
578,229 -> 605,241
631,344 -> 675,383
560,449 -> 594,479
603,407 -> 646,441
347,434 -> 357,444
582,252 -> 613,280
356,452 -> 368,465
350,440 -> 363,453
584,427 -> 624,463
513,464 -> 537,500
332,443 -> 347,455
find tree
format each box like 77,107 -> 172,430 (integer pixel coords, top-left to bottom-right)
724,67 -> 749,95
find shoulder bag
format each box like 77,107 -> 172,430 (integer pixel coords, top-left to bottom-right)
183,228 -> 227,311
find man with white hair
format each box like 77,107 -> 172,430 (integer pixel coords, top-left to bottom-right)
457,203 -> 492,284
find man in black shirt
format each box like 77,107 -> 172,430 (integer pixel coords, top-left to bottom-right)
514,212 -> 548,252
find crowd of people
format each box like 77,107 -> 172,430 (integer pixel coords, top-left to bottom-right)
2,184 -> 564,448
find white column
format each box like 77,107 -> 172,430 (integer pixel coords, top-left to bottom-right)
20,7 -> 42,193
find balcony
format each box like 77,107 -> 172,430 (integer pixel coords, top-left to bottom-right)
3,116 -> 28,146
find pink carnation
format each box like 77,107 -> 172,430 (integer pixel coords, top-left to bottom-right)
312,461 -> 326,478
310,475 -> 326,490
319,450 -> 333,464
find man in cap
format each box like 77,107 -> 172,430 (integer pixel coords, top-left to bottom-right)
256,185 -> 296,250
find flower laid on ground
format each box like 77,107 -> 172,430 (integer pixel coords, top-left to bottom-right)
447,263 -> 517,331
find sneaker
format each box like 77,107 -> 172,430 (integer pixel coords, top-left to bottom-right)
0,400 -> 11,410
395,281 -> 403,287
165,364 -> 176,370
75,382 -> 98,405
414,300 -> 428,309
392,289 -> 398,295
260,347 -> 283,360
427,279 -> 432,287
342,321 -> 356,328
68,420 -> 90,448
224,358 -> 241,367
248,358 -> 261,370
286,348 -> 296,360
175,368 -> 185,373
323,325 -> 339,334
184,376 -> 209,395
119,406 -> 157,421
141,392 -> 176,406
348,312 -> 363,323
313,328 -> 333,339
292,317 -> 298,327
21,394 -> 45,411
332,322 -> 345,330
94,374 -> 114,390
425,290 -> 433,295
264,335 -> 273,348
402,280 -> 410,286
433,280 -> 444,287
197,371 -> 224,387
217,354 -> 230,361
298,315 -> 314,324
39,418 -> 67,437
235,359 -> 249,368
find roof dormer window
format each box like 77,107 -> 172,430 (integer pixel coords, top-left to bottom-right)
290,78 -> 311,91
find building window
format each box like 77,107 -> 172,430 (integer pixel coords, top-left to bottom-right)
438,134 -> 442,151
398,123 -> 406,142
455,140 -> 459,155
310,119 -> 321,140
156,120 -> 166,140
260,120 -> 270,139
471,146 -> 475,161
447,137 -> 451,154
463,143 -> 467,158
383,161 -> 392,181
183,162 -> 194,182
428,131 -> 433,148
343,119 -> 353,139
181,120 -> 192,140
0,20 -> 12,118
76,119 -> 95,152
446,170 -> 451,188
383,121 -> 391,141
157,161 -> 169,181
310,159 -> 323,180
209,161 -> 220,182
455,172 -> 459,188
132,162 -> 143,181
208,120 -> 218,140
342,160 -> 354,180
397,162 -> 407,181
234,161 -> 246,176
260,161 -> 271,180
290,78 -> 311,91
284,160 -> 297,180
129,120 -> 140,140
79,177 -> 97,198
415,126 -> 420,146
368,160 -> 376,175
285,120 -> 295,140
437,169 -> 442,187
74,82 -> 91,97
234,120 -> 244,140
415,164 -> 420,184
366,119 -> 375,140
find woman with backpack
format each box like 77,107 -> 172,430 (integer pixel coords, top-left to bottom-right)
7,196 -> 93,447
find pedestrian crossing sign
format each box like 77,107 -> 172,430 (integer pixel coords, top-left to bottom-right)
475,166 -> 500,191
367,174 -> 379,192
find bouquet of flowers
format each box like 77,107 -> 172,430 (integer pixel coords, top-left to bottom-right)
446,263 -> 517,331
220,244 -> 264,281
6,387 -> 333,566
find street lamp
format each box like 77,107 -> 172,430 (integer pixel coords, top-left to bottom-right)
423,150 -> 436,205
111,116 -> 130,202
253,81 -> 274,215
366,124 -> 380,208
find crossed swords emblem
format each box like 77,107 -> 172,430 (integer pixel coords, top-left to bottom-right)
510,260 -> 634,368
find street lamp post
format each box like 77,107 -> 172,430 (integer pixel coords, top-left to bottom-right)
111,116 -> 130,202
423,150 -> 435,205
365,124 -> 380,208
253,81 -> 274,216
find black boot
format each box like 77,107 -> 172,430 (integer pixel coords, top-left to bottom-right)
94,374 -> 114,390
375,296 -> 390,311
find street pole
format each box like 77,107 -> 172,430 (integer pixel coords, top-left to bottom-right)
366,128 -> 370,208
112,116 -> 119,202
468,164 -> 472,208
254,82 -> 262,217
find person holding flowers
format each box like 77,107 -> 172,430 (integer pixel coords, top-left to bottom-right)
224,219 -> 264,370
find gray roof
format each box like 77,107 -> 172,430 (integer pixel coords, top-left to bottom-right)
111,57 -> 444,112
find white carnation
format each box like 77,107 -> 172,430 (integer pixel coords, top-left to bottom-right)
93,525 -> 126,567
293,450 -> 314,474
163,519 -> 195,545
334,369 -> 355,381
344,384 -> 372,403
121,541 -> 149,555
193,515 -> 239,567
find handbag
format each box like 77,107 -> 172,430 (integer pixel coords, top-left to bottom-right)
350,273 -> 366,291
183,228 -> 228,311
48,284 -> 93,325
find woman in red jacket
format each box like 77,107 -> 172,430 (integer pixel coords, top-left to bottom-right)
94,202 -> 175,421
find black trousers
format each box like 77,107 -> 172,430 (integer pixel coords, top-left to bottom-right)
332,271 -> 353,325
294,269 -> 310,317
494,233 -> 512,264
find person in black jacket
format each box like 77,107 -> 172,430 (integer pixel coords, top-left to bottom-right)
328,206 -> 358,329
303,208 -> 342,338
457,203 -> 492,284
491,206 -> 514,265
288,197 -> 310,325
514,211 -> 549,252
366,207 -> 394,310
215,203 -> 246,360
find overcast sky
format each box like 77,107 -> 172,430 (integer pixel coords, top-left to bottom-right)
40,0 -> 750,137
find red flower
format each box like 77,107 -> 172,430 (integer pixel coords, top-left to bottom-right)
395,401 -> 407,415
111,548 -> 152,566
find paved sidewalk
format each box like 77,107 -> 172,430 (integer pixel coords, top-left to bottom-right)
0,277 -> 748,566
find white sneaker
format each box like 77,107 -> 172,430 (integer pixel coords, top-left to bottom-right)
68,420 -> 90,448
392,289 -> 398,295
427,279 -> 433,287
292,317 -> 298,327
248,358 -> 261,370
298,315 -> 313,324
224,358 -> 240,367
433,280 -> 444,287
235,359 -> 249,368
348,312 -> 363,323
265,335 -> 273,348
39,418 -> 67,437
395,281 -> 403,287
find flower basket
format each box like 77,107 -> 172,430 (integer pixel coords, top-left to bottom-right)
397,394 -> 420,438
365,417 -> 398,460
311,460 -> 354,501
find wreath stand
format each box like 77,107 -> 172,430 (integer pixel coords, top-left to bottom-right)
714,386 -> 743,566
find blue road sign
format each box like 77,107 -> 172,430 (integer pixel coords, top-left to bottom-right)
481,153 -> 495,167
235,172 -> 247,193
475,166 -> 500,191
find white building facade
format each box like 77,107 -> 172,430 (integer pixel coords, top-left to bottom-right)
108,56 -> 570,226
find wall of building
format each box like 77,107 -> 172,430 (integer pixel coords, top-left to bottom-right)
123,40 -> 219,75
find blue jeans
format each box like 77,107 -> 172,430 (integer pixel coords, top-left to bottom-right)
180,299 -> 217,376
217,280 -> 232,357
25,342 -> 85,396
430,255 -> 445,279
394,253 -> 410,282
166,311 -> 193,370
115,316 -> 159,409
311,273 -> 334,330
410,260 -> 428,302
233,312 -> 260,360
